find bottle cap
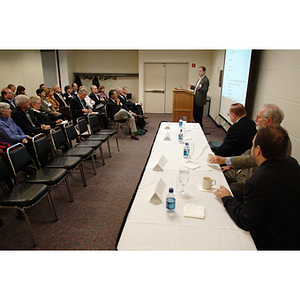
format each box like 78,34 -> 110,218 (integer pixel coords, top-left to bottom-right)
169,187 -> 174,193
185,142 -> 189,146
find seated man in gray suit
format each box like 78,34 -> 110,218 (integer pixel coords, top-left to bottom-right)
209,104 -> 291,200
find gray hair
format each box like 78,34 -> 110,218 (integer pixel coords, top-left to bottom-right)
15,94 -> 29,106
52,84 -> 59,91
29,95 -> 40,104
0,102 -> 10,112
261,103 -> 284,125
78,87 -> 88,94
90,85 -> 97,91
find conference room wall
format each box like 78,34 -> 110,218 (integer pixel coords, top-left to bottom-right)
251,50 -> 300,163
138,50 -> 213,106
0,50 -> 44,97
72,50 -> 139,101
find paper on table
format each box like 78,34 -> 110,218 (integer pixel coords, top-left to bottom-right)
184,162 -> 200,170
164,124 -> 170,129
149,177 -> 166,205
163,132 -> 171,141
184,204 -> 205,219
153,155 -> 168,171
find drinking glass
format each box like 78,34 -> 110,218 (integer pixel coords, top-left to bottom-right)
187,142 -> 195,162
182,116 -> 187,128
179,166 -> 190,195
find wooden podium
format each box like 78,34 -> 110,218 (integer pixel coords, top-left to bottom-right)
172,89 -> 194,122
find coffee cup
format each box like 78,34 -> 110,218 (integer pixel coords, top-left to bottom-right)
207,153 -> 214,163
202,176 -> 216,190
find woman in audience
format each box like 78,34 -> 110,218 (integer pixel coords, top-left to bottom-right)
45,87 -> 60,111
36,88 -> 62,118
98,86 -> 108,103
64,85 -> 74,105
16,85 -> 26,95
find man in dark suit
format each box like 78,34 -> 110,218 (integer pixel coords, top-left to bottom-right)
1,88 -> 16,110
186,66 -> 209,128
11,95 -> 51,137
70,87 -> 92,124
214,126 -> 300,250
212,103 -> 257,157
71,83 -> 78,97
53,84 -> 72,121
89,85 -> 106,111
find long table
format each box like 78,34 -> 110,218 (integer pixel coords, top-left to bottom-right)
117,122 -> 256,250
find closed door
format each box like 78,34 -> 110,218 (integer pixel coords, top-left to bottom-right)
144,63 -> 189,113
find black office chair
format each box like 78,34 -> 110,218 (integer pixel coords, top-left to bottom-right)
64,122 -> 105,166
7,142 -> 72,204
33,133 -> 83,200
77,117 -> 112,158
88,114 -> 119,152
0,157 -> 57,247
50,126 -> 97,177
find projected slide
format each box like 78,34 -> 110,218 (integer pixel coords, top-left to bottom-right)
220,49 -> 252,124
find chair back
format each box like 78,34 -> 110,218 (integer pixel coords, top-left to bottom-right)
32,133 -> 53,168
64,123 -> 78,146
7,143 -> 35,177
77,117 -> 90,135
88,114 -> 101,133
0,156 -> 14,189
50,127 -> 69,153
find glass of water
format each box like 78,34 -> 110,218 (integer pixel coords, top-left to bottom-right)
178,166 -> 190,195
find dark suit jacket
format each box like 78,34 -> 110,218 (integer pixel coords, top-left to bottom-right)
11,107 -> 44,136
190,75 -> 209,106
1,98 -> 16,111
64,92 -> 74,105
222,156 -> 300,250
106,98 -> 130,120
31,110 -> 57,128
70,95 -> 86,124
89,92 -> 105,109
54,92 -> 68,108
214,116 -> 257,157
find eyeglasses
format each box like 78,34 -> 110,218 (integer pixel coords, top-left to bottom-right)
256,115 -> 269,120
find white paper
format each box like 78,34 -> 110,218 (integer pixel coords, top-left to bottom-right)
149,178 -> 166,205
164,124 -> 170,129
184,162 -> 200,170
153,155 -> 168,171
184,204 -> 205,219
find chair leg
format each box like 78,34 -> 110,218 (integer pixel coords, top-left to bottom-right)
99,146 -> 105,166
65,175 -> 74,202
17,207 -> 37,247
47,191 -> 58,222
115,136 -> 120,151
79,162 -> 87,187
107,140 -> 112,158
90,154 -> 97,175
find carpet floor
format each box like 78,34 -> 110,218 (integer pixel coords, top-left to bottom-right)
0,114 -> 225,250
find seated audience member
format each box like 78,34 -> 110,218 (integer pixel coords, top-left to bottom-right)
0,102 -> 37,164
16,85 -> 26,95
39,83 -> 46,90
29,96 -> 63,128
70,87 -> 93,124
212,103 -> 256,157
53,84 -> 72,121
106,89 -> 139,140
71,83 -> 78,97
11,95 -> 50,137
98,86 -> 108,103
210,104 -> 291,200
45,87 -> 60,111
64,85 -> 74,103
89,85 -> 105,111
36,88 -> 61,119
121,85 -> 147,118
1,87 -> 16,110
7,84 -> 16,97
214,126 -> 300,250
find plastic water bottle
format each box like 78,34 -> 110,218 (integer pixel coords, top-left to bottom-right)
179,117 -> 183,128
178,129 -> 183,143
166,188 -> 175,210
183,142 -> 190,159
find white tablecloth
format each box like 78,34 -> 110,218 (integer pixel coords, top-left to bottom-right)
117,122 -> 256,250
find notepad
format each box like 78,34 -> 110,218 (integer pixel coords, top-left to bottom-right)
184,204 -> 205,219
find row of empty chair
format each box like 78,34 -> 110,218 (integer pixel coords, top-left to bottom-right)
0,114 -> 119,247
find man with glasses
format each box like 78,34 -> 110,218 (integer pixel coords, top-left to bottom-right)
209,104 -> 292,200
